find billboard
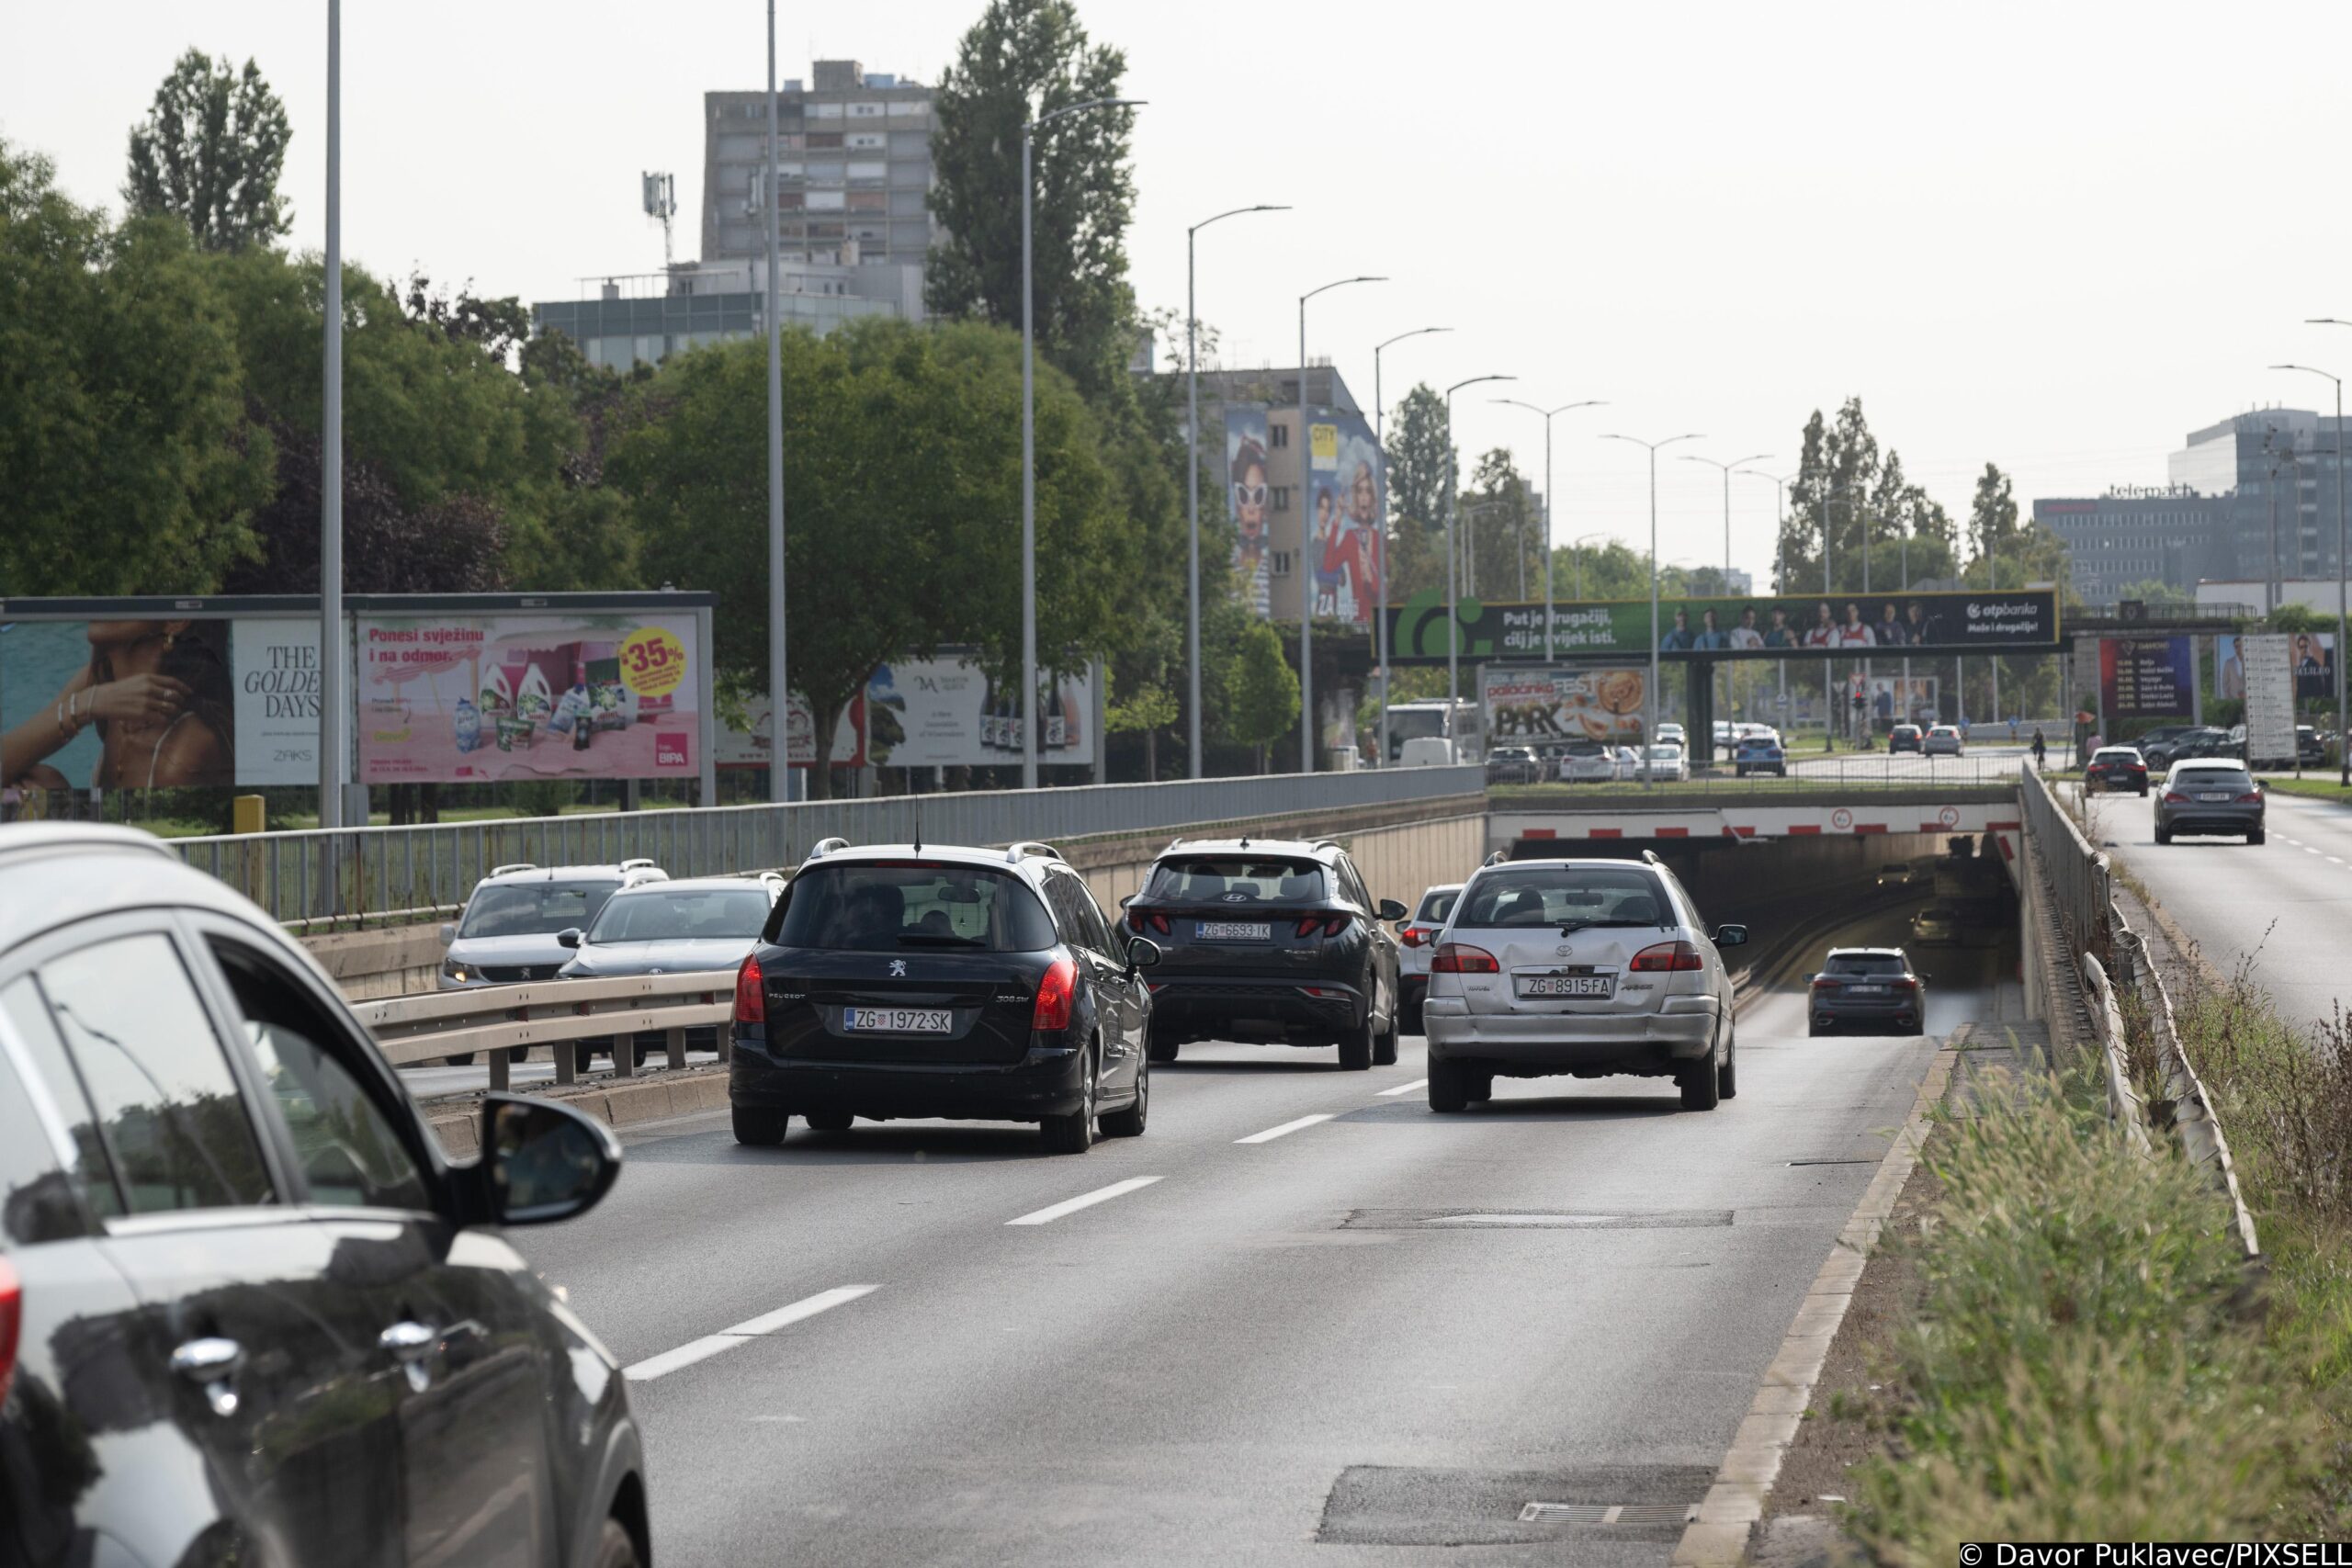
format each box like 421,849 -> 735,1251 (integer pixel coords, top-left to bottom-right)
356,609 -> 703,784
2221,635 -> 2297,766
1304,410 -> 1385,626
864,654 -> 1096,769
716,692 -> 866,771
2098,636 -> 2193,719
2218,632 -> 2336,705
1863,674 -> 1939,728
1225,406 -> 1272,619
1385,586 -> 2064,663
1480,665 -> 1647,745
1,615 -> 322,790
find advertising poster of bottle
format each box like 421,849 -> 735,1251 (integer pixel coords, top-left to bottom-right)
716,692 -> 866,770
864,654 -> 1096,769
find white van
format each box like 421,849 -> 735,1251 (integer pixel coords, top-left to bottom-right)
1399,736 -> 1457,767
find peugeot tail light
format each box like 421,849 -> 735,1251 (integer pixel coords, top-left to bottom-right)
1033,954 -> 1078,1032
732,954 -> 764,1024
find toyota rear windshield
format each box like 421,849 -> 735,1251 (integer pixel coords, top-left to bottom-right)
771,863 -> 1057,952
1456,867 -> 1668,929
1145,858 -> 1329,902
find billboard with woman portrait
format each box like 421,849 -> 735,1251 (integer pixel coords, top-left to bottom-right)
1305,411 -> 1386,625
1225,406 -> 1272,618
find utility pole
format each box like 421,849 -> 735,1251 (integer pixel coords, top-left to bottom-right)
1295,275 -> 1385,773
320,0 -> 345,835
1601,431 -> 1705,786
764,0 -> 791,803
1497,399 -> 1606,660
2279,346 -> 2350,784
1371,327 -> 1451,767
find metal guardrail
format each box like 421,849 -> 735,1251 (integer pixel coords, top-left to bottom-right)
2019,762 -> 2112,967
357,973 -> 730,1089
172,765 -> 1487,927
2077,952 -> 2152,1154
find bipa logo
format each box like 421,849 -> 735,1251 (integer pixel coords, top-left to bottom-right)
654,732 -> 689,768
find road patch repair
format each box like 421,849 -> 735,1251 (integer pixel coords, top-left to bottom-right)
1317,1464 -> 1717,1548
1340,1208 -> 1732,1230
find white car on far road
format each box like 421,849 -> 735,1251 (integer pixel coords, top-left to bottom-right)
1923,725 -> 1964,757
1635,743 -> 1690,783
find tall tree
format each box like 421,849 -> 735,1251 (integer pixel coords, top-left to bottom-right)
0,138 -> 272,596
1966,462 -> 2021,575
1383,383 -> 1453,599
1225,619 -> 1299,772
123,50 -> 292,251
925,0 -> 1138,397
1464,448 -> 1536,601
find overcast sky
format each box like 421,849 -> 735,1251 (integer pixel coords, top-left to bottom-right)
10,0 -> 2350,589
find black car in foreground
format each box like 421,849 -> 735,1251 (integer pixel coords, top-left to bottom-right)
0,825 -> 646,1568
1120,836 -> 1408,1070
729,840 -> 1158,1153
1808,946 -> 1928,1035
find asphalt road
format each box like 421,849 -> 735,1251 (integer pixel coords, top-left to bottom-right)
513,906 -> 2014,1567
2086,784 -> 2352,1035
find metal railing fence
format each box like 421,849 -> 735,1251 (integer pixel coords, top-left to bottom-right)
170,765 -> 1487,927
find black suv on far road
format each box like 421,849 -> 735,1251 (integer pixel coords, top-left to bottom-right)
0,826 -> 648,1568
1121,837 -> 1408,1070
729,840 -> 1159,1154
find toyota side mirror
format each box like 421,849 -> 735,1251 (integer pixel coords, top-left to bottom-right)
1125,936 -> 1164,972
556,928 -> 583,949
475,1095 -> 621,1226
1714,924 -> 1748,948
438,922 -> 458,946
1376,898 -> 1408,922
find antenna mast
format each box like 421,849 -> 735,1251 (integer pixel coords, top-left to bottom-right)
641,171 -> 678,269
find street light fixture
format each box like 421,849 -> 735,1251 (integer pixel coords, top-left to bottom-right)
1371,327 -> 1451,767
1496,399 -> 1606,660
1679,450 -> 1770,743
1736,468 -> 1797,718
1295,275 -> 1385,773
1600,432 -> 1705,787
1569,532 -> 1611,602
2276,354 -> 2349,784
1444,375 -> 1516,755
1182,204 -> 1288,781
1022,95 -> 1145,790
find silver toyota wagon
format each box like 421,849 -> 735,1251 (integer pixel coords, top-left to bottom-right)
1420,852 -> 1747,1112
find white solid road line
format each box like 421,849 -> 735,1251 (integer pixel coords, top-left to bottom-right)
624,1284 -> 880,1382
1377,1077 -> 1430,1097
1235,1112 -> 1337,1145
1004,1176 -> 1163,1226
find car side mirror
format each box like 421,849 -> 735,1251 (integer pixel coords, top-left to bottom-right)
439,922 -> 458,946
1125,936 -> 1163,972
1376,898 -> 1408,922
1118,894 -> 1135,909
476,1095 -> 621,1226
1713,924 -> 1748,948
556,927 -> 583,950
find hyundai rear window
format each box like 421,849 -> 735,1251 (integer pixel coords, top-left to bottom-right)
772,863 -> 1056,952
1145,859 -> 1329,901
1456,868 -> 1668,929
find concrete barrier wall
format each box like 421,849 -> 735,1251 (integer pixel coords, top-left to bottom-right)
1066,809 -> 1489,917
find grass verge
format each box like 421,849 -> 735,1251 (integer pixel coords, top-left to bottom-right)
2260,776 -> 2352,805
1845,1061 -> 2334,1557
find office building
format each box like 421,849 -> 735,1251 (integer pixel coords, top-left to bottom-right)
533,260 -> 895,372
2030,486 -> 2233,604
2169,409 -> 2352,586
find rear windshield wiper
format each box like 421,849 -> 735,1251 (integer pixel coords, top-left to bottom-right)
895,933 -> 989,947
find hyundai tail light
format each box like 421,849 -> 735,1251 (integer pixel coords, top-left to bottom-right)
1033,954 -> 1078,1032
1294,914 -> 1351,939
1126,910 -> 1171,936
1431,942 -> 1499,974
732,954 -> 764,1024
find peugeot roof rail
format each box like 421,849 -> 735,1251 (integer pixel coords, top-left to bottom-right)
488,863 -> 537,878
807,837 -> 851,860
1006,840 -> 1063,863
618,858 -> 658,872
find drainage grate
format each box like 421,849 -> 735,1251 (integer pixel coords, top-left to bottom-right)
1518,1502 -> 1701,1526
1786,1157 -> 1878,1168
1342,1207 -> 1733,1231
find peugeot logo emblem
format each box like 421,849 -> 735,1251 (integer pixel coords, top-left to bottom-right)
889,959 -> 908,976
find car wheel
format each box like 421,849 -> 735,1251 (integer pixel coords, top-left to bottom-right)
1427,1055 -> 1472,1112
575,1042 -> 602,1075
1717,1028 -> 1737,1100
507,1045 -> 528,1065
731,1104 -> 789,1145
594,1517 -> 642,1568
1807,1022 -> 1823,1038
2248,829 -> 2266,845
1100,1060 -> 1148,1137
1373,992 -> 1401,1066
1146,1034 -> 1180,1065
1040,1049 -> 1098,1155
1678,1041 -> 1722,1111
2154,826 -> 2172,845
446,1052 -> 477,1066
1338,1012 -> 1375,1071
802,1109 -> 853,1133
1400,998 -> 1424,1036
1465,1068 -> 1494,1103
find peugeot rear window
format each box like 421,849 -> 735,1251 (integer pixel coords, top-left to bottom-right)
1145,858 -> 1329,902
1826,953 -> 1908,976
772,863 -> 1057,953
587,887 -> 773,943
1456,867 -> 1668,929
458,882 -> 615,939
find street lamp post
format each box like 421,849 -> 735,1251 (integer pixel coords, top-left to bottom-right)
1601,432 -> 1705,787
764,0 -> 792,803
1443,375 -> 1516,754
2277,355 -> 2349,784
1570,532 -> 1609,602
1371,327 -> 1451,767
1680,450 -> 1769,753
1184,204 -> 1288,781
1295,276 -> 1385,773
1023,95 -> 1143,791
1736,468 -> 1795,720
1496,400 -> 1606,660
321,0 -> 345,834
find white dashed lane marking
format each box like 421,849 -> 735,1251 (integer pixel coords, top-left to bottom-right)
1377,1077 -> 1430,1097
1004,1176 -> 1163,1226
625,1284 -> 880,1382
1235,1113 -> 1337,1145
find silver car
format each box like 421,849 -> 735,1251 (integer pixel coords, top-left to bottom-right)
440,860 -> 669,988
1421,853 -> 1747,1112
1923,724 -> 1964,757
1556,740 -> 1617,783
1395,882 -> 1464,1033
2153,760 -> 2266,845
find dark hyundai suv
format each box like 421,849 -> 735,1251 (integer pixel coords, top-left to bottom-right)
0,825 -> 648,1568
729,840 -> 1159,1154
1121,837 -> 1408,1070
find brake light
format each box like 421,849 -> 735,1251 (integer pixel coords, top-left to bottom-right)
1398,925 -> 1427,948
1631,941 -> 1705,973
1295,913 -> 1351,939
2237,792 -> 2263,804
732,954 -> 764,1024
1812,977 -> 1841,992
2164,791 -> 2188,804
1431,942 -> 1499,974
1126,909 -> 1170,935
1894,977 -> 1918,992
0,1255 -> 20,1411
1033,954 -> 1078,1032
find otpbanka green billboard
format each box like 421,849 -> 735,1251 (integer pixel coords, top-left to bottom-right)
1383,586 -> 2062,664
